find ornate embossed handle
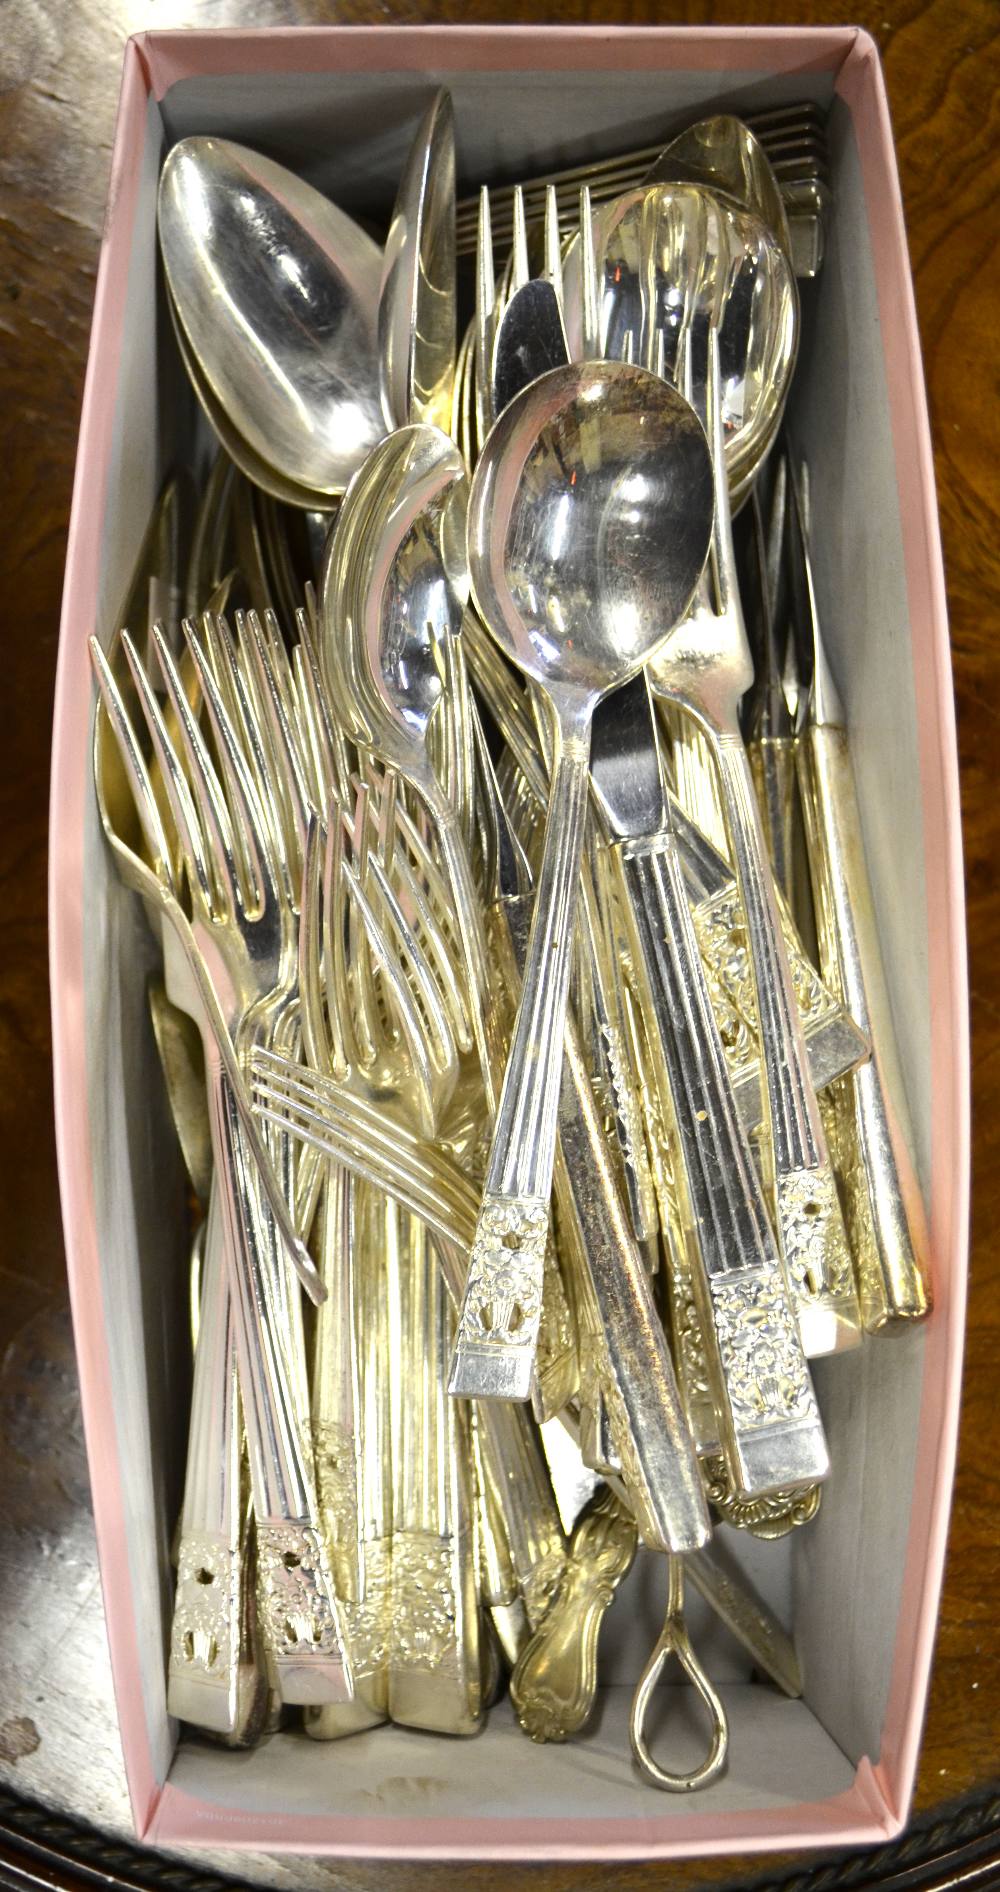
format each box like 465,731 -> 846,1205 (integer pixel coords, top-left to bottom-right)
487,885 -> 709,1554
168,1200 -> 268,1744
630,1557 -> 729,1793
798,725 -> 931,1328
449,731 -> 593,1400
616,829 -> 828,1499
204,1057 -> 353,1706
510,1487 -> 637,1741
713,732 -> 861,1357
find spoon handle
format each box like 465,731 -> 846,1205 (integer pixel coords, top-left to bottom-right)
448,722 -> 593,1401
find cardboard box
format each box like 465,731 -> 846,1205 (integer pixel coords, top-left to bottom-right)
49,25 -> 968,1861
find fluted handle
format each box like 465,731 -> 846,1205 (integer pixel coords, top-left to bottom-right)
449,731 -> 593,1400
616,830 -> 829,1498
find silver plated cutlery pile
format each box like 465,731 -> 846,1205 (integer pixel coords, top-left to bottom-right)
89,89 -> 930,1792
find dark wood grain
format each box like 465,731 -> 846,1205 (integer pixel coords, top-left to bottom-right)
1,1 -> 998,1884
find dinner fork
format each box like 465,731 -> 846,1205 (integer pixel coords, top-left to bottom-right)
90,622 -> 352,1704
645,310 -> 863,1359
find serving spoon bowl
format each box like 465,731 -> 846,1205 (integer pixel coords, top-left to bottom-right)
159,136 -> 385,502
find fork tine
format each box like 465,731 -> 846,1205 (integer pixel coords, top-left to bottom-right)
511,185 -> 530,293
181,615 -> 274,916
119,629 -> 215,914
543,183 -> 564,310
580,185 -> 600,361
151,624 -> 240,918
299,813 -> 332,1076
320,799 -> 354,1077
89,635 -> 174,876
295,604 -> 352,804
250,1050 -> 480,1241
247,607 -> 312,868
363,851 -> 457,1092
342,857 -> 438,1136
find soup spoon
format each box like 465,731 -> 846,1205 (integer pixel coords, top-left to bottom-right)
449,360 -> 713,1401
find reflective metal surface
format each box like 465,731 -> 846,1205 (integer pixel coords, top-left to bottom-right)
159,138 -> 385,500
378,89 -> 457,432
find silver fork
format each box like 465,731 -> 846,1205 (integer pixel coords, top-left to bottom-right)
90,620 -> 352,1705
646,306 -> 862,1359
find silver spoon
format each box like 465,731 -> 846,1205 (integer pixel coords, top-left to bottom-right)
168,294 -> 327,511
320,423 -> 492,1081
378,88 -> 457,434
563,182 -> 797,502
644,114 -> 792,265
159,136 -> 385,502
449,360 -> 713,1403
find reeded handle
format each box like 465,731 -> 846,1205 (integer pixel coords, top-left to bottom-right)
714,733 -> 860,1354
204,1056 -> 353,1706
616,831 -> 829,1499
510,1487 -> 637,1742
799,726 -> 931,1327
449,730 -> 593,1400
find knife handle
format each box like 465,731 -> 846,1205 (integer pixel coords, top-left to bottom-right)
613,830 -> 829,1499
797,725 -> 931,1326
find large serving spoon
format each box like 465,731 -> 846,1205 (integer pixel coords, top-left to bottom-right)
168,297 -> 328,511
159,137 -> 385,502
449,361 -> 713,1402
378,89 -> 457,434
645,114 -> 792,265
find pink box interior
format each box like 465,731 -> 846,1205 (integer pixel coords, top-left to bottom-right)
48,24 -> 968,1863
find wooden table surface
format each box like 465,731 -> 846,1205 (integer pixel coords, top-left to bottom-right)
1,2 -> 997,1887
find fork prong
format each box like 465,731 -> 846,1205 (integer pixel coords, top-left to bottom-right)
299,813 -> 331,1077
342,857 -> 439,1137
295,605 -> 352,806
543,184 -> 564,310
152,624 -> 240,918
181,615 -> 274,916
119,628 -> 215,914
320,801 -> 353,1077
89,634 -> 174,876
511,185 -> 530,293
249,607 -> 313,865
580,186 -> 600,361
364,851 -> 457,1097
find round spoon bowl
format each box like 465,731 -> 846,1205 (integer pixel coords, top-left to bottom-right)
467,359 -> 714,709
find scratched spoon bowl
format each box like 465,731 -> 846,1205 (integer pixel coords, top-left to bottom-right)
159,136 -> 385,502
